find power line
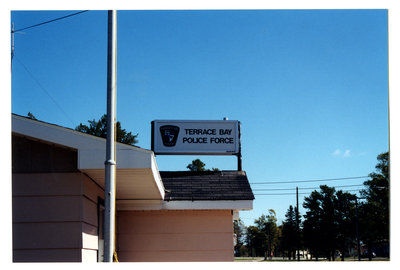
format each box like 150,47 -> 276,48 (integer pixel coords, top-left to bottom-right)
14,56 -> 76,127
250,176 -> 369,185
253,184 -> 364,191
254,189 -> 363,196
12,10 -> 89,33
11,10 -> 89,68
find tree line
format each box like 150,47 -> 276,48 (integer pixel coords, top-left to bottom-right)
234,152 -> 389,261
27,113 -> 139,145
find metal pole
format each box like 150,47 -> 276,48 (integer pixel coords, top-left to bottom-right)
296,187 -> 300,261
104,9 -> 117,263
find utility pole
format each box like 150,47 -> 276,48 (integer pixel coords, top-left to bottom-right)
296,187 -> 300,261
104,10 -> 117,263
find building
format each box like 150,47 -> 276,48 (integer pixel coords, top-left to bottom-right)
11,114 -> 254,262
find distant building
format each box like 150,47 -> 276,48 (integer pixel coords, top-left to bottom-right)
11,114 -> 254,262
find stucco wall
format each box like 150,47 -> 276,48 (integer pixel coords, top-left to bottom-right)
116,210 -> 234,262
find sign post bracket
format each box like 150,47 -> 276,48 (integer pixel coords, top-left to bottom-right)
237,121 -> 242,171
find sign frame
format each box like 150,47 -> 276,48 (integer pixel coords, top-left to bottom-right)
151,120 -> 241,156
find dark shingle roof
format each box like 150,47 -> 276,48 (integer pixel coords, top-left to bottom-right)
160,170 -> 254,201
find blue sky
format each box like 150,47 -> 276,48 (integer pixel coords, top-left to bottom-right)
10,9 -> 388,225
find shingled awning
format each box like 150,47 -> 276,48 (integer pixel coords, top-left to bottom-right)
160,170 -> 255,201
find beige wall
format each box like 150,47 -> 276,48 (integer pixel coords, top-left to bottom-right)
12,172 -> 104,262
117,210 -> 234,262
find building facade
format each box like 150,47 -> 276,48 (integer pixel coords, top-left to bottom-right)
12,114 -> 254,262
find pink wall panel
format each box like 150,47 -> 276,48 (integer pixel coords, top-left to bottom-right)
117,210 -> 234,262
13,222 -> 82,249
12,173 -> 83,196
81,196 -> 99,227
118,250 -> 234,262
13,172 -> 103,262
118,210 -> 232,234
118,232 -> 234,251
82,174 -> 104,203
13,196 -> 81,222
13,249 -> 81,262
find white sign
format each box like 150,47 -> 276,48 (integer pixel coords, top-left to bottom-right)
151,120 -> 240,155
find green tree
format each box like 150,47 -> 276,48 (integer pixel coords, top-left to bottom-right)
275,225 -> 284,258
27,112 -> 37,120
280,205 -> 300,260
75,114 -> 138,145
303,190 -> 324,260
187,159 -> 206,171
233,219 -> 247,256
319,185 -> 337,261
359,152 -> 389,259
303,186 -> 337,261
186,159 -> 219,171
334,190 -> 357,261
246,225 -> 265,257
255,210 -> 279,260
303,186 -> 358,261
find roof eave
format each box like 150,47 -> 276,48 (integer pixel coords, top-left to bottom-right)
12,114 -> 165,200
116,199 -> 253,211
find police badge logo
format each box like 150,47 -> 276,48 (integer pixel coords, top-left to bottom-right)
160,125 -> 180,147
